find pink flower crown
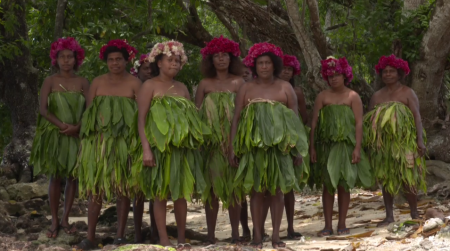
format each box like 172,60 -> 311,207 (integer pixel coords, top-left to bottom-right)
243,42 -> 283,68
283,54 -> 301,75
99,39 -> 138,61
50,37 -> 85,67
375,54 -> 410,75
147,41 -> 188,68
200,35 -> 240,59
321,56 -> 353,83
131,54 -> 149,77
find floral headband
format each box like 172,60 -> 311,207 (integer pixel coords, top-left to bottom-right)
321,56 -> 353,84
50,37 -> 85,67
243,42 -> 283,68
131,54 -> 149,77
200,35 -> 240,59
282,54 -> 301,76
375,54 -> 410,75
147,40 -> 188,68
99,39 -> 138,61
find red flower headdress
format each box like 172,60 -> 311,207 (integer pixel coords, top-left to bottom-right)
99,39 -> 138,61
321,56 -> 353,83
200,35 -> 241,59
243,42 -> 283,68
131,54 -> 149,77
375,54 -> 410,75
147,41 -> 188,68
283,54 -> 301,75
50,37 -> 85,67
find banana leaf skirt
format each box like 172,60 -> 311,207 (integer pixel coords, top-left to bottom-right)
363,101 -> 426,195
130,96 -> 211,202
310,105 -> 373,194
232,100 -> 309,198
76,95 -> 136,199
30,92 -> 85,177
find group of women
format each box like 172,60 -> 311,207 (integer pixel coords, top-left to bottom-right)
30,36 -> 427,250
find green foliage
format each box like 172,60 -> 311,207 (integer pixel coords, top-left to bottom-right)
26,0 -> 210,88
324,0 -> 435,83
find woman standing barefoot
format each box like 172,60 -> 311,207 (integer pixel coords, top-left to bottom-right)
130,41 -> 210,250
195,36 -> 245,244
30,37 -> 88,238
310,57 -> 372,237
74,39 -> 141,250
229,43 -> 309,249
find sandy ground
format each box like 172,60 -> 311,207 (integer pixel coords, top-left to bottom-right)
60,189 -> 450,251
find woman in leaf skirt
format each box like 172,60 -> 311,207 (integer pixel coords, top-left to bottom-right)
229,42 -> 309,249
309,56 -> 373,237
130,53 -> 159,244
129,41 -> 210,250
363,55 -> 426,227
73,39 -> 141,250
259,54 -> 310,240
30,37 -> 89,238
195,36 -> 246,244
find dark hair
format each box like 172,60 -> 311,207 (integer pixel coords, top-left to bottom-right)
149,54 -> 164,77
200,53 -> 244,78
54,50 -> 79,71
288,78 -> 295,87
250,52 -> 283,77
378,68 -> 405,83
102,46 -> 130,62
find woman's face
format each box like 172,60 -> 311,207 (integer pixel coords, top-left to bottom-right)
242,66 -> 252,82
255,55 -> 274,78
157,54 -> 181,77
138,62 -> 152,81
327,73 -> 345,88
280,66 -> 294,81
212,52 -> 230,71
382,65 -> 400,85
57,49 -> 76,71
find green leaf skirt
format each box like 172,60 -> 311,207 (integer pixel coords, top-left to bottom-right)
310,105 -> 373,194
199,92 -> 244,207
30,92 -> 85,177
76,96 -> 136,199
232,100 -> 309,198
130,96 -> 210,201
363,101 -> 427,195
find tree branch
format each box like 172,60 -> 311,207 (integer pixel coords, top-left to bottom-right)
301,0 -> 306,24
305,0 -> 329,58
210,4 -> 247,55
54,0 -> 68,40
325,22 -> 347,31
132,0 -> 212,47
147,0 -> 153,27
284,0 -> 327,91
328,0 -> 353,8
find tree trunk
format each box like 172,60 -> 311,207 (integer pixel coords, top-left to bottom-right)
208,0 -> 301,55
404,0 -> 427,11
285,0 -> 328,91
409,1 -> 450,162
305,0 -> 329,58
410,1 -> 450,125
0,0 -> 39,182
54,0 -> 68,40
